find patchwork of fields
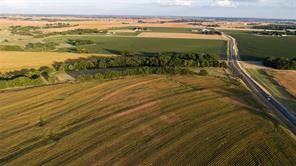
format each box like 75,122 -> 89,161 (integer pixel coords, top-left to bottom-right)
1,75 -> 296,165
228,31 -> 296,61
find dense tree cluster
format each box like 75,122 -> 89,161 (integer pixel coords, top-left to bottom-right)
0,69 -> 45,89
129,27 -> 148,31
44,23 -> 78,29
78,67 -> 194,81
253,30 -> 296,36
66,39 -> 94,46
53,53 -> 227,71
0,69 -> 43,81
207,24 -> 220,28
263,57 -> 296,70
200,30 -> 221,35
193,28 -> 222,35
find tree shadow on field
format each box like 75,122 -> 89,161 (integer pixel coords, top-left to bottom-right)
240,54 -> 265,61
104,49 -> 122,55
103,48 -> 195,57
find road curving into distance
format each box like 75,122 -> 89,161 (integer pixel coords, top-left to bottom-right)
225,34 -> 296,134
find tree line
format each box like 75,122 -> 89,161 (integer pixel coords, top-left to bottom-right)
253,30 -> 296,36
252,24 -> 296,30
263,57 -> 296,70
0,68 -> 46,89
0,52 -> 227,89
78,67 -> 194,81
53,53 -> 227,71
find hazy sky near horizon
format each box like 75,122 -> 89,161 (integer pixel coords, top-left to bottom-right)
0,0 -> 296,19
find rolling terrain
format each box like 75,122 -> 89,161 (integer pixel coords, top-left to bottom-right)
1,75 -> 296,165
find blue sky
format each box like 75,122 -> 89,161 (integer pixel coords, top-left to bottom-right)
0,0 -> 295,19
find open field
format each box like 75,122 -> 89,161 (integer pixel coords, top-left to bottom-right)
268,70 -> 296,98
1,75 -> 296,165
45,35 -> 226,56
247,69 -> 296,113
241,62 -> 296,98
227,31 -> 296,61
137,32 -> 226,40
0,51 -> 113,72
0,17 -> 262,33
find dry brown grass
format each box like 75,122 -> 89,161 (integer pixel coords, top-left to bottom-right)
269,70 -> 296,98
0,51 -> 114,72
0,19 -> 47,28
0,17 -> 261,32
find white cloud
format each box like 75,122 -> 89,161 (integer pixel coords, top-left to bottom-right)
214,0 -> 238,7
156,0 -> 193,7
1,0 -> 27,6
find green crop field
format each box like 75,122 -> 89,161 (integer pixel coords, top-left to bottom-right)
1,75 -> 296,165
45,35 -> 226,56
227,31 -> 296,61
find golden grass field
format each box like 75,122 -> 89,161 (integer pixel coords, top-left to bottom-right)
137,32 -> 227,40
0,51 -> 114,72
247,68 -> 296,113
269,70 -> 296,98
241,62 -> 296,98
1,75 -> 296,165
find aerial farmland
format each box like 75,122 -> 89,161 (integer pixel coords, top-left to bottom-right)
0,2 -> 296,165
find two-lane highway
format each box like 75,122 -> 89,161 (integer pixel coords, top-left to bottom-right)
225,34 -> 296,134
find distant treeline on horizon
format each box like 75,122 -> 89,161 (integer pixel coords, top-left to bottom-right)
0,14 -> 295,22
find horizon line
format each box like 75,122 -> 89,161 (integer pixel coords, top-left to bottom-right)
0,13 -> 295,21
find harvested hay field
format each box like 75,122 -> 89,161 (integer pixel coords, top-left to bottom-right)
138,32 -> 227,40
268,70 -> 296,98
1,75 -> 296,165
0,51 -> 113,72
